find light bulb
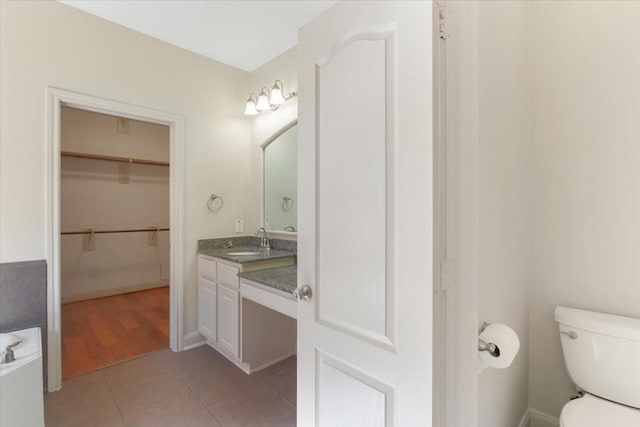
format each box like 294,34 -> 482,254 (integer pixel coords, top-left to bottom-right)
244,95 -> 258,115
256,88 -> 271,111
270,81 -> 285,105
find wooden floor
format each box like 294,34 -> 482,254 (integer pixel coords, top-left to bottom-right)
61,286 -> 169,379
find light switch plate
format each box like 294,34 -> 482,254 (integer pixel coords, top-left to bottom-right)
235,219 -> 243,233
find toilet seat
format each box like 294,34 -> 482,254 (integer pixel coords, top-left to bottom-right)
560,394 -> 640,427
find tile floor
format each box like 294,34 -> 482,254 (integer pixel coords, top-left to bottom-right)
45,345 -> 296,427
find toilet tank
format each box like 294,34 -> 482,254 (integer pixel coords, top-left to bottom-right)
555,306 -> 640,409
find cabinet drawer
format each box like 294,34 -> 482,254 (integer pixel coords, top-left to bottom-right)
217,262 -> 240,290
199,256 -> 217,281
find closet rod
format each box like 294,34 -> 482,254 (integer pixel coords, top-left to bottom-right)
61,151 -> 170,167
61,228 -> 169,236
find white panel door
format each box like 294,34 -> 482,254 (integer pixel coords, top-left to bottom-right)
217,284 -> 239,359
297,2 -> 433,426
198,278 -> 217,342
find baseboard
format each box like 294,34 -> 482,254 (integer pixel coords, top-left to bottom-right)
517,408 -> 531,427
249,351 -> 296,374
182,331 -> 206,350
61,282 -> 169,304
528,407 -> 560,427
205,340 -> 252,374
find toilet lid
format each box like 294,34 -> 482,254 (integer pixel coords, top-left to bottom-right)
561,394 -> 640,427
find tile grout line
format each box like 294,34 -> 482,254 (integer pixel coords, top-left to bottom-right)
101,370 -> 128,425
177,373 -> 227,426
258,365 -> 297,410
178,360 -> 294,425
261,377 -> 296,410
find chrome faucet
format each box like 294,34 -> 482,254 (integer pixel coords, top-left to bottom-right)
255,227 -> 270,250
0,341 -> 20,364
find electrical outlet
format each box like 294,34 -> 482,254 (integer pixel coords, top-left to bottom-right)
235,219 -> 244,233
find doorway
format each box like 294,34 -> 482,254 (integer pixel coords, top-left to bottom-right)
46,88 -> 185,391
59,106 -> 171,379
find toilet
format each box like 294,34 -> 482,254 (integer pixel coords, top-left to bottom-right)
555,306 -> 640,426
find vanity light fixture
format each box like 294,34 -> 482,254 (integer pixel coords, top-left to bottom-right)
244,80 -> 296,115
256,87 -> 271,111
270,80 -> 286,105
244,94 -> 259,116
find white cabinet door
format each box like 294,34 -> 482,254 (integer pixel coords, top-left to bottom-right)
217,263 -> 240,290
217,284 -> 239,359
198,256 -> 217,281
198,277 -> 217,342
297,2 -> 433,425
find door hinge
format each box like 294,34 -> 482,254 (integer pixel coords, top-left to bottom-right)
439,259 -> 456,291
437,2 -> 454,40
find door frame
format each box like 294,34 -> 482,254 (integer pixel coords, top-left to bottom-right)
45,87 -> 185,392
433,1 -> 480,426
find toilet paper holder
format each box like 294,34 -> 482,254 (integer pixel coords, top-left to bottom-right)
478,339 -> 500,358
478,322 -> 501,358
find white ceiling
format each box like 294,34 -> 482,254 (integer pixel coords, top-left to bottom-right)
58,0 -> 337,72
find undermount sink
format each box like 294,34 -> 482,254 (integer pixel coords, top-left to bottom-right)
226,251 -> 261,256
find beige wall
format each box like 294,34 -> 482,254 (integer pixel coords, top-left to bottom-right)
529,0 -> 640,418
62,106 -> 170,162
246,47 -> 298,234
0,0 -> 251,344
61,107 -> 170,302
478,2 -> 531,426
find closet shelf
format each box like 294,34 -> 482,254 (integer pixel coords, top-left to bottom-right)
61,227 -> 169,236
61,151 -> 169,167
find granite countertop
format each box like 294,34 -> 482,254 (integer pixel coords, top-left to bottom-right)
238,265 -> 297,294
197,246 -> 296,264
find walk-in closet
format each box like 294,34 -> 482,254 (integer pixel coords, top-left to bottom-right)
60,106 -> 170,379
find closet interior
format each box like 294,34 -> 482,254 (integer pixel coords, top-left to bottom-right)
60,106 -> 170,379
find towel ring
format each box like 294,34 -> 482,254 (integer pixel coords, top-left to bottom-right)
207,194 -> 224,212
282,196 -> 294,211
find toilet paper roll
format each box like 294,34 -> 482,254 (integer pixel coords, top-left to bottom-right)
478,323 -> 520,373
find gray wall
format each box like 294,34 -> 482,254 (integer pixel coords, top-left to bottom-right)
0,260 -> 48,390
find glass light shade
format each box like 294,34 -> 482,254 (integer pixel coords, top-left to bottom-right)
244,101 -> 258,115
256,88 -> 271,111
270,84 -> 285,105
244,98 -> 258,115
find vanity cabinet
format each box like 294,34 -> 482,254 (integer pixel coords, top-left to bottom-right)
217,284 -> 240,358
198,255 -> 240,361
198,277 -> 217,342
197,252 -> 296,372
198,256 -> 218,342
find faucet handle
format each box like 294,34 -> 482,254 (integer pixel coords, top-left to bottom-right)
0,341 -> 21,364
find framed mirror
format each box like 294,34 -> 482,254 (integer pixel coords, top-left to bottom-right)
262,120 -> 297,233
